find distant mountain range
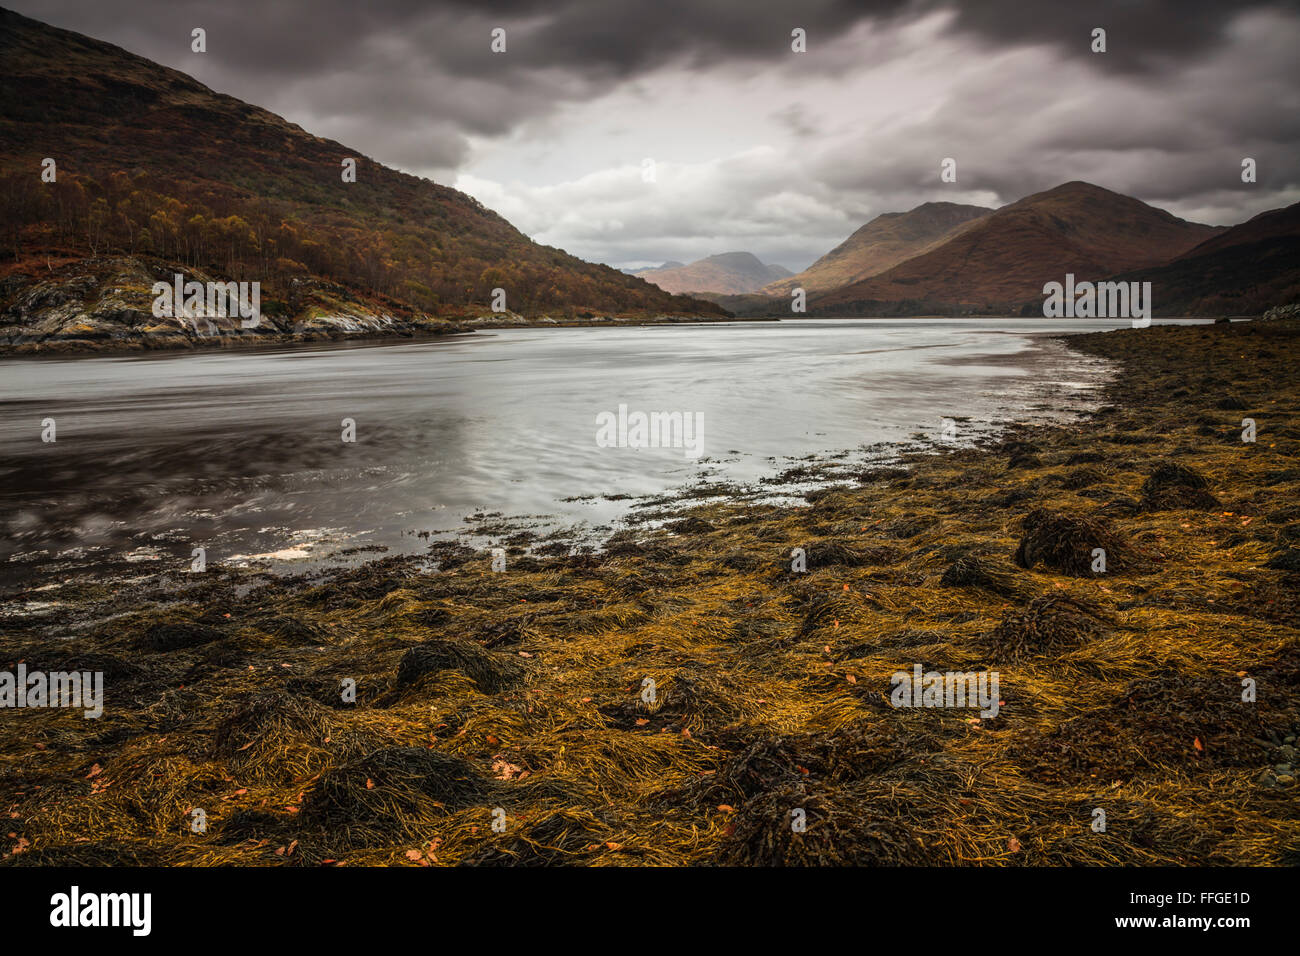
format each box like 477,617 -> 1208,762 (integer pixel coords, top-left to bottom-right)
762,202 -> 992,296
810,182 -> 1225,315
0,8 -> 725,351
695,181 -> 1300,318
633,252 -> 792,295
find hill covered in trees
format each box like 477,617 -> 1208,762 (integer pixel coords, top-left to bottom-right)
0,8 -> 725,350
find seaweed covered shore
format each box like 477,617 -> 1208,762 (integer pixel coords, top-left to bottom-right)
2,319 -> 1298,866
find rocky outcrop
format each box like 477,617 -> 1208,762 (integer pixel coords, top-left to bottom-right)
0,256 -> 465,354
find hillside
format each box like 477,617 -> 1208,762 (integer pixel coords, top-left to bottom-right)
1097,201 -> 1300,316
0,8 -> 726,351
811,182 -> 1222,315
762,201 -> 992,297
634,252 -> 791,295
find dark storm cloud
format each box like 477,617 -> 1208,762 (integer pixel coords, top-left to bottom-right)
21,0 -> 1294,90
7,0 -> 1263,166
943,0 -> 1300,70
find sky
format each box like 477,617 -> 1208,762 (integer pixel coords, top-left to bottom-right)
10,0 -> 1300,271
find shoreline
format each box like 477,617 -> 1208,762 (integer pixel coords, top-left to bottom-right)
0,313 -> 768,360
1,319 -> 1297,865
0,315 -> 1221,360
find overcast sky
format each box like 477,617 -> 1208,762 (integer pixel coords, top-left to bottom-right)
12,0 -> 1300,270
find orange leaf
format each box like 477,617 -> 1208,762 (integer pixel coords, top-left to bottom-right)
1193,737 -> 1203,752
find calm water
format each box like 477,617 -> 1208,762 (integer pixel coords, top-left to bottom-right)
0,319 -> 1203,589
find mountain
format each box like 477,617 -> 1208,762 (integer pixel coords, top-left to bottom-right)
0,8 -> 726,351
1173,201 -> 1300,260
634,252 -> 792,295
762,201 -> 992,296
811,182 -> 1224,315
1100,201 -> 1300,316
633,261 -> 686,273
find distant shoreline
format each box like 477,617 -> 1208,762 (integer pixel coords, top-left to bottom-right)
0,314 -> 1238,360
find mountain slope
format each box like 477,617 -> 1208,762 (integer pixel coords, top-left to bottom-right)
634,252 -> 791,295
1174,201 -> 1300,261
1099,201 -> 1300,316
0,7 -> 725,350
811,182 -> 1223,315
763,201 -> 992,296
